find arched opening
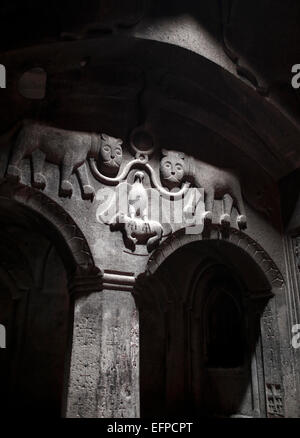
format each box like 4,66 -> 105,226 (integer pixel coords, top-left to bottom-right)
200,267 -> 245,369
135,239 -> 273,418
0,197 -> 80,417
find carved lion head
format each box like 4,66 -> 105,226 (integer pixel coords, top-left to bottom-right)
100,133 -> 123,176
160,149 -> 186,190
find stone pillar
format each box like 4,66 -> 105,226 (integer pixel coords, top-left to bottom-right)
281,235 -> 300,417
63,270 -> 139,418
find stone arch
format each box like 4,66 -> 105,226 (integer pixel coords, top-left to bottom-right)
146,226 -> 284,291
0,195 -> 77,417
0,183 -> 102,294
136,226 -> 285,418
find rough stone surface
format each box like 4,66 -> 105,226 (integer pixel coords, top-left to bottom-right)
65,290 -> 139,418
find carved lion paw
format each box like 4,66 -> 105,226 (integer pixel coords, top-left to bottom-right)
237,215 -> 247,230
60,180 -> 73,198
82,184 -> 95,201
7,165 -> 21,181
33,172 -> 46,190
220,213 -> 231,227
202,211 -> 213,223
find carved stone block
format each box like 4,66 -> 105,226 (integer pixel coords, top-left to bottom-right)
266,383 -> 284,417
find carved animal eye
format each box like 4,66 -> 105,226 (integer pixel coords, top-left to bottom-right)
103,145 -> 110,152
164,161 -> 171,168
176,164 -> 183,171
116,148 -> 122,155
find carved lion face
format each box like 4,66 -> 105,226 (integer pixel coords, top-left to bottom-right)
160,149 -> 185,190
100,134 -> 123,175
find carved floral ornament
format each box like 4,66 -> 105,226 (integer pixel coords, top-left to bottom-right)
5,120 -> 247,253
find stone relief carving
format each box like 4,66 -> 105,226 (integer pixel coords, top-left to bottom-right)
6,120 -> 123,200
128,171 -> 149,220
104,171 -> 165,252
160,149 -> 247,229
160,149 -> 185,191
4,121 -> 249,252
98,134 -> 123,177
293,236 -> 300,272
266,383 -> 284,417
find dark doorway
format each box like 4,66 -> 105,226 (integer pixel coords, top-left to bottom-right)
0,206 -> 70,417
136,241 -> 269,418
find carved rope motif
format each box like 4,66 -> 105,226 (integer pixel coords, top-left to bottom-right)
89,157 -> 191,198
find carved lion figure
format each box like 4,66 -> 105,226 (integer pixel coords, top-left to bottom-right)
6,120 -> 123,199
160,149 -> 247,229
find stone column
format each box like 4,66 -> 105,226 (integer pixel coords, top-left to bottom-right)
63,269 -> 139,418
281,235 -> 300,417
